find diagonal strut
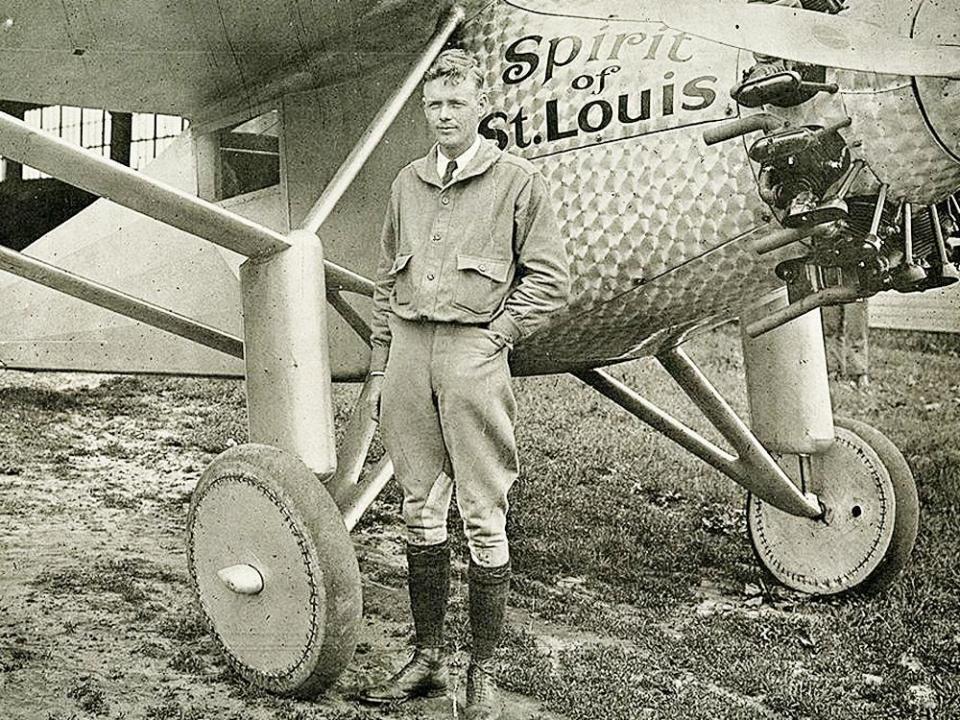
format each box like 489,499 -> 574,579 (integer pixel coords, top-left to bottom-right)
0,112 -> 373,295
0,244 -> 243,358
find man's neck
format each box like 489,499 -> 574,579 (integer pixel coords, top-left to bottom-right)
438,134 -> 481,164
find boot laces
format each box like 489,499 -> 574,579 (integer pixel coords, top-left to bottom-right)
468,662 -> 497,704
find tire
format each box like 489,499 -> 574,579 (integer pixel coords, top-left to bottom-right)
832,417 -> 919,595
746,417 -> 919,596
187,443 -> 362,697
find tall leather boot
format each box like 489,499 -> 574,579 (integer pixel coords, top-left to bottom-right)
359,541 -> 451,704
465,558 -> 511,720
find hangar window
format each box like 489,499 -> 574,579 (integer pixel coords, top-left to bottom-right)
15,106 -> 188,178
131,114 -> 190,169
215,110 -> 280,201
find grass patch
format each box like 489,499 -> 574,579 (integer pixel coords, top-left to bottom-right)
150,603 -> 225,681
0,638 -> 46,672
155,610 -> 208,644
33,556 -> 183,605
66,676 -> 110,716
89,486 -> 142,510
0,386 -> 83,413
168,646 -> 212,676
144,702 -> 211,720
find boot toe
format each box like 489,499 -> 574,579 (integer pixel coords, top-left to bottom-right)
357,649 -> 449,704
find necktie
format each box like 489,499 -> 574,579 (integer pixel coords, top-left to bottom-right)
442,159 -> 457,186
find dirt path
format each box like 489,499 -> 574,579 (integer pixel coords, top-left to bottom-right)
4,362 -> 940,719
0,371 -> 566,719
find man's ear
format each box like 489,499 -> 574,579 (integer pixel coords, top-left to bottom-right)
477,92 -> 488,116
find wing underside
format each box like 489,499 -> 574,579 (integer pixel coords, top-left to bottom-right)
0,0 -> 455,117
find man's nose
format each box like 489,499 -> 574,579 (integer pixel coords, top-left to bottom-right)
438,103 -> 452,120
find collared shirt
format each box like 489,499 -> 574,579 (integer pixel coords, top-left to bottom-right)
369,138 -> 570,372
435,135 -> 481,183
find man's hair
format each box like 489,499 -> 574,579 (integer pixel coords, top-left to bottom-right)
424,49 -> 484,91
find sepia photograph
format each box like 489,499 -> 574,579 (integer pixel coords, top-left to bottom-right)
0,0 -> 957,718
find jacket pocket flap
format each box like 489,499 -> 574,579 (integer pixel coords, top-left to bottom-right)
456,254 -> 510,283
389,253 -> 413,275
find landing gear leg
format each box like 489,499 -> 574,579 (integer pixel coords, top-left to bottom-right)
188,232 -> 362,698
577,296 -> 919,596
742,294 -> 918,594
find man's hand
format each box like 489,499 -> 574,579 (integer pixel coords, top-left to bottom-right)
367,374 -> 385,422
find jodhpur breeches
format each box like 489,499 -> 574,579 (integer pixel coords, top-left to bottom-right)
380,315 -> 518,568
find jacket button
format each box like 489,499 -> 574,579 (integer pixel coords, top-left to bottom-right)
441,196 -> 449,205
479,264 -> 486,272
427,273 -> 435,280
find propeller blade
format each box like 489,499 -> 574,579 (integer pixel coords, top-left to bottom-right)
659,0 -> 960,78
520,0 -> 960,78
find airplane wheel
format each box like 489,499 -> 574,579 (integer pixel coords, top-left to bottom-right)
747,417 -> 919,595
187,443 -> 362,697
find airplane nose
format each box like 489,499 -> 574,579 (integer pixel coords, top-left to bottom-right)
914,0 -> 960,163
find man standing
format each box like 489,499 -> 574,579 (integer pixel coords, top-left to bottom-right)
359,49 -> 570,719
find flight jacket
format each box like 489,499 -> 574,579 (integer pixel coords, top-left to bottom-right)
368,138 -> 570,373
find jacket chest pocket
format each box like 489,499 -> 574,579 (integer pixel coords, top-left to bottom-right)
453,254 -> 511,315
390,253 -> 413,305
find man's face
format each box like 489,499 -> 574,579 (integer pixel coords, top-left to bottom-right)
422,75 -> 487,158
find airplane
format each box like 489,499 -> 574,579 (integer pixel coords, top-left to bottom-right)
0,0 -> 956,699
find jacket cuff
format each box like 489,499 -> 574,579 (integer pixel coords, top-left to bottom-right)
488,311 -> 523,343
369,343 -> 390,374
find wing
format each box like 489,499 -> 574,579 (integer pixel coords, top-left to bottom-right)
0,0 -> 466,378
0,0 -> 450,116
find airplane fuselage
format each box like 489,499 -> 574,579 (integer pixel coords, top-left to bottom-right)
456,0 -> 960,374
0,0 -> 957,380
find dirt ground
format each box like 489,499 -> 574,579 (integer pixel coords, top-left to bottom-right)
1,328 -> 957,719
0,370 -> 564,720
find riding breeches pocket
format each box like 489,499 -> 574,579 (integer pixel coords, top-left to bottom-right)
453,254 -> 511,315
390,253 -> 413,305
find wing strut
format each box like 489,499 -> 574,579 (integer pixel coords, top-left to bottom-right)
300,5 -> 466,235
0,244 -> 243,358
0,116 -> 289,259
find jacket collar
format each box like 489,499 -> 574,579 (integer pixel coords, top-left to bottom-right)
413,137 -> 503,188
437,135 -> 482,178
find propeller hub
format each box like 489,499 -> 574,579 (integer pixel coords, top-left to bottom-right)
914,0 -> 960,163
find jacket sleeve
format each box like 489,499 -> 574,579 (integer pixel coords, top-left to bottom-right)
488,170 -> 570,342
368,180 -> 400,373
